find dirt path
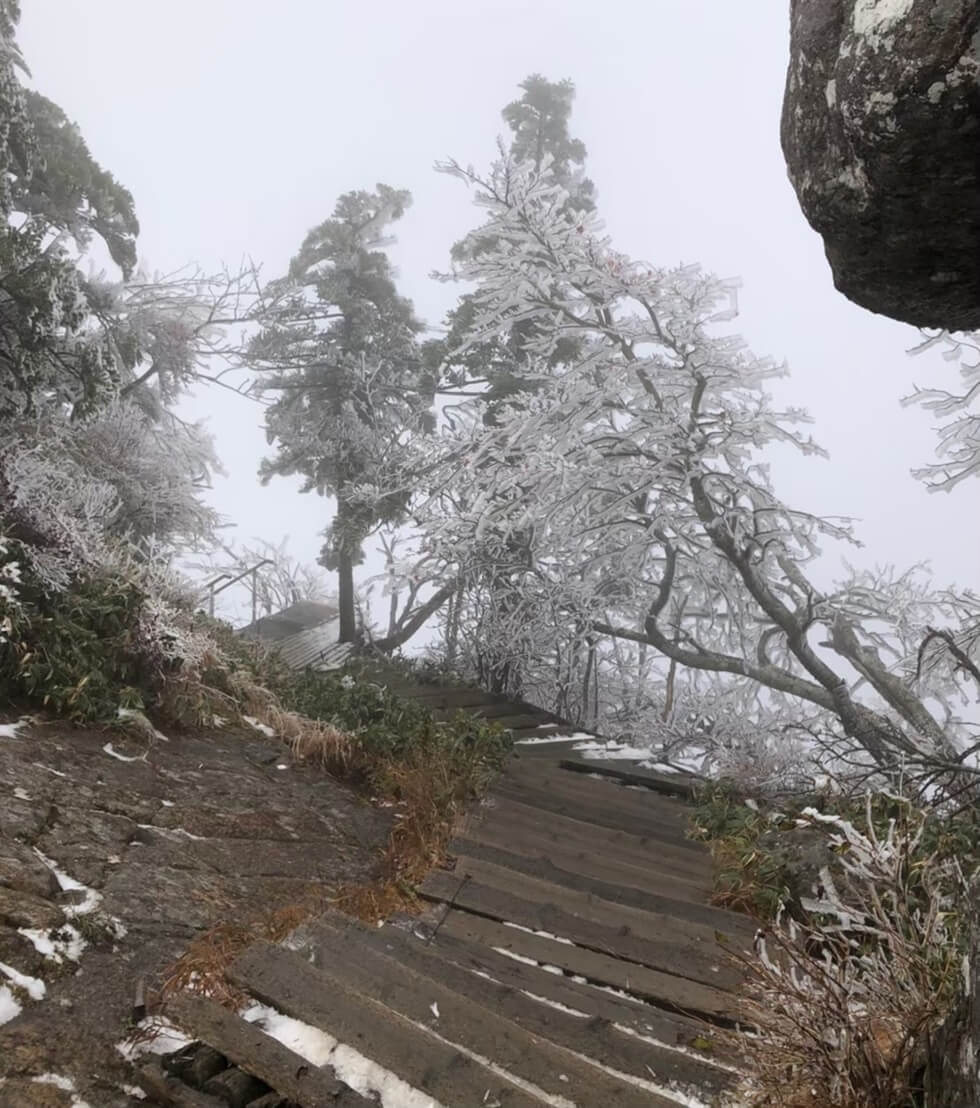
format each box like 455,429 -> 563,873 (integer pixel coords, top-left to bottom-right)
0,709 -> 390,1107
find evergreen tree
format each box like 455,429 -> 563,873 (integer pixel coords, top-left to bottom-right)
438,73 -> 597,418
251,185 -> 433,642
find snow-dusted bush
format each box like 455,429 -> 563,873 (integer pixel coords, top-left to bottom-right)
735,796 -> 972,1107
0,404 -> 229,721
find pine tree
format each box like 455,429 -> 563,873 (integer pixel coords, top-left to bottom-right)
438,74 -> 597,419
251,185 -> 433,642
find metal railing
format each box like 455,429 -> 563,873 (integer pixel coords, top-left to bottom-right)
201,559 -> 274,624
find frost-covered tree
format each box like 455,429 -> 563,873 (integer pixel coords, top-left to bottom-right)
250,185 -> 434,642
904,329 -> 980,494
417,157 -> 977,770
437,74 -> 596,411
0,4 -> 139,420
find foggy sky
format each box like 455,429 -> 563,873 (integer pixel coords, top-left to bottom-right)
20,0 -> 978,626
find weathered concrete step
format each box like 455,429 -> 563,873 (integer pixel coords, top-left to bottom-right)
470,795 -> 715,884
398,913 -> 741,1064
435,907 -> 740,1026
491,776 -> 701,846
165,991 -> 373,1106
450,836 -> 754,939
444,852 -> 751,971
229,940 -> 543,1107
290,917 -> 675,1107
499,761 -> 696,834
458,809 -> 713,906
420,868 -> 738,993
560,757 -> 701,799
299,914 -> 733,1103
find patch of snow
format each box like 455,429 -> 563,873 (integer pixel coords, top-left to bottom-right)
503,921 -> 574,946
927,80 -> 946,103
116,1018 -> 193,1061
32,1073 -> 96,1105
137,823 -> 204,842
520,990 -> 588,1018
243,1002 -> 443,1107
574,740 -> 653,760
429,1001 -> 440,1019
211,715 -> 228,727
33,1074 -> 74,1091
852,0 -> 915,40
244,715 -> 276,738
825,79 -> 837,109
492,947 -> 539,967
32,762 -> 68,778
13,787 -> 30,800
0,960 -> 46,1000
0,717 -> 29,738
33,849 -> 102,917
515,731 -> 594,745
19,924 -> 87,963
541,964 -> 564,975
639,756 -> 704,776
102,743 -> 145,763
121,1085 -> 146,1100
33,1073 -> 95,1107
276,763 -> 289,770
0,985 -> 22,1025
160,799 -> 175,807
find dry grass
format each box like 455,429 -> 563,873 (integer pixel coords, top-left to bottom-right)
337,746 -> 489,922
153,897 -> 327,1013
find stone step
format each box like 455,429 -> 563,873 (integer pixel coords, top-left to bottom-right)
434,907 -> 740,1026
301,914 -> 734,1103
449,836 -> 754,939
444,852 -> 751,970
420,868 -> 740,995
286,918 -> 674,1108
229,940 -> 543,1107
490,775 -> 701,846
560,757 -> 701,799
461,795 -> 715,893
500,760 -> 696,834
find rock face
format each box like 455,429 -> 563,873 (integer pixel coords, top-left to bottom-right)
781,0 -> 980,331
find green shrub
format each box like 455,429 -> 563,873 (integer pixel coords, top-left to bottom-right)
281,666 -> 511,784
1,569 -> 149,723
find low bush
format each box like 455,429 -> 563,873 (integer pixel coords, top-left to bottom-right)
695,779 -> 980,1106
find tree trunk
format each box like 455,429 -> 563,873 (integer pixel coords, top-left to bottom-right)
337,550 -> 356,644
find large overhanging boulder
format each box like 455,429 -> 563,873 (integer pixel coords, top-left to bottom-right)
781,1 -> 980,331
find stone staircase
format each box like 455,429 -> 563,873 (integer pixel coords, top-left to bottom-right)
134,674 -> 752,1107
